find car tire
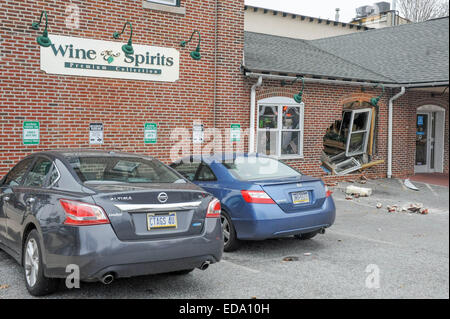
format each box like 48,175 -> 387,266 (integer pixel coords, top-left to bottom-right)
169,269 -> 195,275
221,211 -> 240,252
23,230 -> 59,296
294,231 -> 319,240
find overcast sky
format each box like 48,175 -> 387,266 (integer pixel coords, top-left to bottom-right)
245,0 -> 394,23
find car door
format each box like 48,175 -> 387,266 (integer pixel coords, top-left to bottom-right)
6,156 -> 55,253
0,157 -> 35,249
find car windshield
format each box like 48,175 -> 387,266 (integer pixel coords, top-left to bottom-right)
223,156 -> 301,181
65,155 -> 185,184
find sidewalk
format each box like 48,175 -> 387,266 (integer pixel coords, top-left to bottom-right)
408,173 -> 449,187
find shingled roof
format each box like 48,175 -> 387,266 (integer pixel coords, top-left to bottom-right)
244,17 -> 449,85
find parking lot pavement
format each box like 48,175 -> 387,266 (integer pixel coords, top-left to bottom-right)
0,179 -> 448,299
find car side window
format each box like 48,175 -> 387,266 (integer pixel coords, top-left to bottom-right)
3,158 -> 34,187
23,157 -> 53,188
196,164 -> 217,182
172,162 -> 201,182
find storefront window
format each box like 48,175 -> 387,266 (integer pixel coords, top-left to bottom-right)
257,101 -> 304,157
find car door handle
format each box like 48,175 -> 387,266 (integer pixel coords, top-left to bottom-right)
26,197 -> 36,206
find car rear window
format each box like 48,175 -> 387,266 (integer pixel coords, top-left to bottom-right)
65,155 -> 185,184
223,157 -> 301,181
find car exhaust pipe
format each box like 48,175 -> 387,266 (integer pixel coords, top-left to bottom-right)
319,228 -> 326,235
100,273 -> 115,285
198,261 -> 210,271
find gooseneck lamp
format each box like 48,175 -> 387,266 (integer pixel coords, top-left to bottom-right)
31,10 -> 51,47
180,30 -> 201,61
293,77 -> 305,104
113,21 -> 134,55
370,84 -> 385,106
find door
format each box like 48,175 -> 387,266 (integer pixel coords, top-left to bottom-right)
0,157 -> 34,250
415,110 -> 444,173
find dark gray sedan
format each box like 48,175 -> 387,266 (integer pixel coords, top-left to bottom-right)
0,150 -> 223,296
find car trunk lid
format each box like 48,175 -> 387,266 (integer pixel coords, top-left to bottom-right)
88,183 -> 210,241
256,176 -> 326,213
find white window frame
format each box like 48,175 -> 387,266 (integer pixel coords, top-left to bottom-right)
345,108 -> 372,157
147,0 -> 179,6
257,97 -> 304,159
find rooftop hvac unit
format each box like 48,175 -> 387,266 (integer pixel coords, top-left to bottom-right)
356,5 -> 370,18
375,2 -> 391,13
356,2 -> 391,18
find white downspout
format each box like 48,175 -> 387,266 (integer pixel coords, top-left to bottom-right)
249,76 -> 263,153
388,87 -> 406,178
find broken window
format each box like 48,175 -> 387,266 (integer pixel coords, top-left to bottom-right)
322,102 -> 382,176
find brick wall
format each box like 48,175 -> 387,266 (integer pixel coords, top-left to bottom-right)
0,0 -> 245,176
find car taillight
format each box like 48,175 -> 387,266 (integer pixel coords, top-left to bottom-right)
206,199 -> 221,218
325,186 -> 333,198
241,190 -> 275,204
60,199 -> 110,226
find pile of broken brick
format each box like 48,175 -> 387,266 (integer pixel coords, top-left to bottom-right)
382,203 -> 429,215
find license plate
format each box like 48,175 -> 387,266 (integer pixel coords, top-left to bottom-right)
291,191 -> 310,204
147,213 -> 177,230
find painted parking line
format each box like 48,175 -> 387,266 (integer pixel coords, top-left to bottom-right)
334,197 -> 377,209
425,183 -> 439,197
330,230 -> 400,247
221,259 -> 260,274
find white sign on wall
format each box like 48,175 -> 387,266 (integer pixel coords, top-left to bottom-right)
193,124 -> 204,144
89,123 -> 104,145
41,34 -> 180,82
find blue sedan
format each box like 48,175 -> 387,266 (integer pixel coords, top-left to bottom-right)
170,154 -> 335,251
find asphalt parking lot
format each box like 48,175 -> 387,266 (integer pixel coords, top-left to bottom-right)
0,178 -> 448,299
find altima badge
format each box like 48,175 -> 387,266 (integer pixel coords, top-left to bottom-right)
157,192 -> 168,203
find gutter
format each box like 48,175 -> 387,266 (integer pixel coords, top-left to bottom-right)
249,76 -> 263,153
245,72 -> 449,88
388,87 -> 406,178
213,0 -> 218,128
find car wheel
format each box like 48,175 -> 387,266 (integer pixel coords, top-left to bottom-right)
23,230 -> 59,296
294,231 -> 319,240
221,211 -> 240,252
169,269 -> 195,275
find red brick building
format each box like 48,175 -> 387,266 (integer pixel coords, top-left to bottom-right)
0,1 -> 448,181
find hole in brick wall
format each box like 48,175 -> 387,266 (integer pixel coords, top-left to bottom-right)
321,100 -> 383,176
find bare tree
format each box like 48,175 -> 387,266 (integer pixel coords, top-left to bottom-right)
398,0 -> 449,22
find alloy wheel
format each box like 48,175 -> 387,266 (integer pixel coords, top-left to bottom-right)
24,238 -> 39,287
221,215 -> 230,244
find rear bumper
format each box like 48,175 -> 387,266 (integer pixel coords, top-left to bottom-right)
233,196 -> 336,240
41,218 -> 223,281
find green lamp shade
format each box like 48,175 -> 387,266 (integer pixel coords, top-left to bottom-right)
37,35 -> 51,47
190,50 -> 201,60
370,97 -> 380,106
293,93 -> 303,103
121,43 -> 134,55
